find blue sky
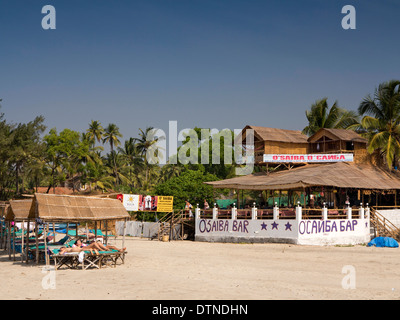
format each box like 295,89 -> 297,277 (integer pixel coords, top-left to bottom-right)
1,0 -> 399,142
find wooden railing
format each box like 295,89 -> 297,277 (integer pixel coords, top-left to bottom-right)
370,207 -> 400,240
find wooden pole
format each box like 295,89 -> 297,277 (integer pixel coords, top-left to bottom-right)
44,222 -> 48,266
8,222 -> 11,260
21,220 -> 25,262
35,221 -> 39,264
52,222 -> 56,243
95,221 -> 98,242
122,218 -> 126,248
0,216 -> 3,249
105,220 -> 108,246
26,219 -> 30,264
12,222 -> 16,261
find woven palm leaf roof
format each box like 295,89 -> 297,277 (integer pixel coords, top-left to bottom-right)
206,162 -> 400,190
5,199 -> 32,221
28,193 -> 129,221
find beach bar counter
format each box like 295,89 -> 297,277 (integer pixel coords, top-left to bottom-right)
196,126 -> 400,246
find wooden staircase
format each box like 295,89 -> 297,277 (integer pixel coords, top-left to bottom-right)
150,210 -> 195,241
370,207 -> 400,240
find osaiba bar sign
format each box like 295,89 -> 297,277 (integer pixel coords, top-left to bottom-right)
263,153 -> 353,163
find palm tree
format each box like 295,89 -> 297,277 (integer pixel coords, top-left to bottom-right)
160,163 -> 183,182
302,98 -> 359,136
134,127 -> 165,189
87,120 -> 104,147
103,123 -> 122,187
358,80 -> 400,169
118,138 -> 144,192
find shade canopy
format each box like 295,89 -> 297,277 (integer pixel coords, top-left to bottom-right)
28,193 -> 129,221
206,162 -> 400,190
5,199 -> 32,221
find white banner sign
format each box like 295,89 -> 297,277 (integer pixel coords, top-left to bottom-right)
122,194 -> 140,211
263,153 -> 353,163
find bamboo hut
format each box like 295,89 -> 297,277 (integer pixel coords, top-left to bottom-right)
308,128 -> 368,164
27,193 -> 130,266
239,126 -> 309,164
4,199 -> 32,261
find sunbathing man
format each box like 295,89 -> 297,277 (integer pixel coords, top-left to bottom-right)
94,241 -> 126,253
59,244 -> 98,255
75,239 -> 126,253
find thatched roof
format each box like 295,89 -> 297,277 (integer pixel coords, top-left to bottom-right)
206,162 -> 400,190
241,125 -> 309,144
308,128 -> 368,143
28,193 -> 129,221
5,199 -> 32,221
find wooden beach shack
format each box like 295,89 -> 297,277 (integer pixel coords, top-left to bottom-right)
196,126 -> 400,245
27,193 -> 130,268
4,199 -> 33,261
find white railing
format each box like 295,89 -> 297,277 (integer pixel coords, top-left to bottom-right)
196,202 -> 370,222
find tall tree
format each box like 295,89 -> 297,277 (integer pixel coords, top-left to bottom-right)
9,116 -> 46,194
134,127 -> 163,190
118,138 -> 144,192
103,123 -> 122,187
43,128 -> 89,193
87,120 -> 104,147
358,80 -> 400,169
302,98 -> 359,136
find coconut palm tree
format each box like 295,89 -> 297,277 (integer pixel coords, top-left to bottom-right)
103,123 -> 122,153
358,80 -> 400,169
103,123 -> 122,187
87,120 -> 104,147
118,138 -> 144,192
134,127 -> 165,189
302,98 -> 359,136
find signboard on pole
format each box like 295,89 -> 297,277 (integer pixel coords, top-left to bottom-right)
263,153 -> 353,163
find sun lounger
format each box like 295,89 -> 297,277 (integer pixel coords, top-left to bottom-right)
49,248 -> 127,270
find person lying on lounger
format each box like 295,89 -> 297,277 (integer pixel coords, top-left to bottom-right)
59,245 -> 98,255
75,239 -> 126,253
93,241 -> 126,253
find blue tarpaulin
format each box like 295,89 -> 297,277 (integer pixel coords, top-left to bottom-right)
367,237 -> 399,248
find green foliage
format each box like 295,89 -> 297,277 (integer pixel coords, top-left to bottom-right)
302,98 -> 359,136
154,170 -> 220,210
358,80 -> 400,169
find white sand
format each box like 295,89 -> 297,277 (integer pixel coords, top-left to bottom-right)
1,237 -> 400,300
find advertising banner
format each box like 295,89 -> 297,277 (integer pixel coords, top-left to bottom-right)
118,194 -> 173,212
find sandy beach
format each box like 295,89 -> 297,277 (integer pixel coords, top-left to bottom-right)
0,237 -> 399,300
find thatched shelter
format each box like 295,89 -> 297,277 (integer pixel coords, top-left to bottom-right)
26,193 -> 129,265
206,162 -> 400,191
28,193 -> 129,221
3,199 -> 32,261
207,162 -> 400,209
5,199 -> 32,222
